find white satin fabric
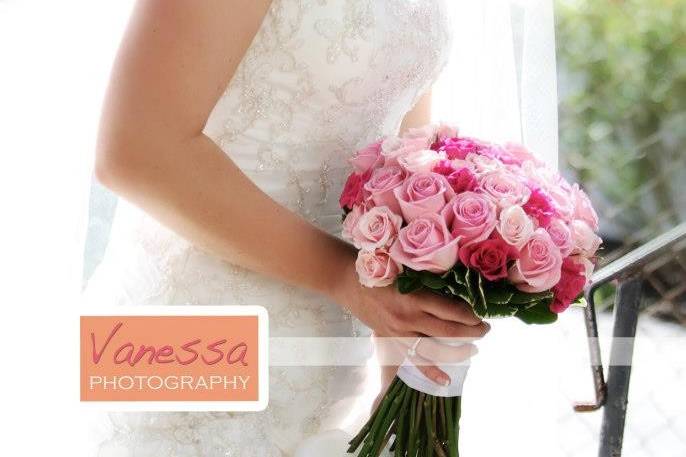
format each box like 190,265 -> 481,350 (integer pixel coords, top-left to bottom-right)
83,1 -> 453,456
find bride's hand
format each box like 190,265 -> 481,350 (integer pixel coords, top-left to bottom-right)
331,255 -> 490,386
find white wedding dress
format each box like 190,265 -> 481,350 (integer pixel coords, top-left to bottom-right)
84,1 -> 453,455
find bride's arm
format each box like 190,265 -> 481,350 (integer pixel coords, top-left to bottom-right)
97,0 -> 488,385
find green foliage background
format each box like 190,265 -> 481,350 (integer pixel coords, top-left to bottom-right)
556,0 -> 686,244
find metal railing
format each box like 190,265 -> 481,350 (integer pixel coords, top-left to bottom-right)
574,221 -> 686,457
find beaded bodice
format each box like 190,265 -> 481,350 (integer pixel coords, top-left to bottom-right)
203,0 -> 452,234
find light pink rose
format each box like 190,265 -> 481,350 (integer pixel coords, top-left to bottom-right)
479,171 -> 532,208
381,136 -> 430,165
398,149 -> 446,173
502,142 -> 544,166
441,191 -> 497,246
509,228 -> 563,293
546,218 -> 574,257
356,249 -> 402,288
571,220 -> 602,257
389,213 -> 460,273
497,205 -> 534,250
342,204 -> 365,241
393,172 -> 455,221
350,140 -> 383,174
572,183 -> 599,231
351,206 -> 403,251
435,123 -> 459,141
403,124 -> 438,142
465,152 -> 505,176
364,165 -> 406,214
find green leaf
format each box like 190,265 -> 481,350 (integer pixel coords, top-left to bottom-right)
484,282 -> 515,305
397,276 -> 422,294
482,302 -> 519,318
452,264 -> 468,286
419,271 -> 446,290
509,290 -> 555,305
515,301 -> 558,325
464,268 -> 476,304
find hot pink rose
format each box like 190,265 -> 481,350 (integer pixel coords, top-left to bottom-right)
350,140 -> 383,174
398,149 -> 446,173
433,137 -> 488,160
339,170 -> 371,210
509,228 -> 563,293
389,213 -> 460,273
571,220 -> 602,257
497,205 -> 534,250
342,204 -> 365,241
572,183 -> 599,231
522,186 -> 557,227
432,161 -> 479,193
546,218 -> 574,257
550,256 -> 588,313
479,171 -> 532,208
381,136 -> 430,165
441,191 -> 497,246
356,249 -> 402,288
460,237 -> 518,281
351,206 -> 403,251
364,165 -> 406,214
393,172 -> 455,221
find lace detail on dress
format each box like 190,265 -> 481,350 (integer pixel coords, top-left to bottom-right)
84,1 -> 452,455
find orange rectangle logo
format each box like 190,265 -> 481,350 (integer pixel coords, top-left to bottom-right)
80,306 -> 268,411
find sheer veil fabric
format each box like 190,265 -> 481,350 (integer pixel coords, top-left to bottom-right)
434,0 -> 558,169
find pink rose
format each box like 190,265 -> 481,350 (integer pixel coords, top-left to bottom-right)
398,149 -> 446,173
364,165 -> 406,214
389,213 -> 460,273
432,161 -> 479,194
550,256 -> 588,313
393,172 -> 455,221
572,183 -> 599,231
339,170 -> 371,210
509,228 -> 563,293
342,204 -> 365,241
460,238 -> 518,281
350,140 -> 383,174
571,220 -> 602,257
381,136 -> 430,165
479,171 -> 532,208
497,205 -> 534,250
546,218 -> 574,257
441,191 -> 497,246
351,206 -> 403,251
522,186 -> 557,227
356,249 -> 402,288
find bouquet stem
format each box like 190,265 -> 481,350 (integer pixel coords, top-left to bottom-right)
348,376 -> 462,457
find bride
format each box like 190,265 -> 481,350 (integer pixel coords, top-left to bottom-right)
84,0 -> 556,455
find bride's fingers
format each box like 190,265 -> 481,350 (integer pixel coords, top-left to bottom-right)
418,314 -> 491,339
420,294 -> 482,326
413,337 -> 478,365
409,352 -> 451,386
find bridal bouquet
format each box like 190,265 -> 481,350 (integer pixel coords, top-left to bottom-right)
339,124 -> 601,456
